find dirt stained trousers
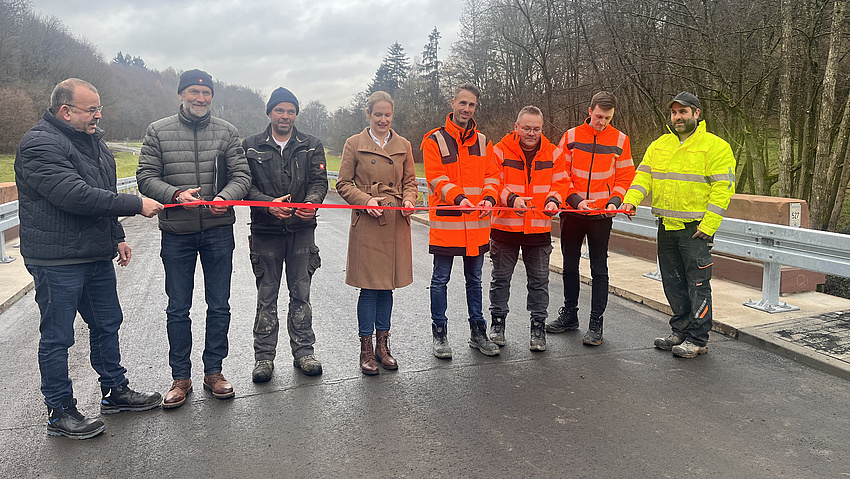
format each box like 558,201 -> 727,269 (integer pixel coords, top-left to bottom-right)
249,228 -> 321,361
657,221 -> 714,347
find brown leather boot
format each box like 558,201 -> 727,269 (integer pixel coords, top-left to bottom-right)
163,379 -> 192,409
360,335 -> 379,376
375,330 -> 398,370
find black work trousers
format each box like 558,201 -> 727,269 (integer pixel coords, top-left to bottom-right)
560,214 -> 612,319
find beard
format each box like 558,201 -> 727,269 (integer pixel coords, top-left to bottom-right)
272,121 -> 292,137
182,101 -> 210,119
673,118 -> 697,136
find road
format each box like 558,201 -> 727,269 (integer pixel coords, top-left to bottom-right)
0,193 -> 849,478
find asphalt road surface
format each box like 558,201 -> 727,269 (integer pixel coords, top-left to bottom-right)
1,193 -> 848,478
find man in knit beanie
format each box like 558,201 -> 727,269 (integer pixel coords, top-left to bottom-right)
242,87 -> 328,381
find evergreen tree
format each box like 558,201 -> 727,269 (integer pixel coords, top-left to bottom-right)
368,42 -> 410,95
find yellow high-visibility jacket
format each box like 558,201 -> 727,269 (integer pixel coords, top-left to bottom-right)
623,121 -> 736,236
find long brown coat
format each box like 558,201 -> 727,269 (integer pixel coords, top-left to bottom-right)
337,128 -> 418,290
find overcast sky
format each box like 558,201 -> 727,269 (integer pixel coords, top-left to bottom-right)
29,0 -> 461,110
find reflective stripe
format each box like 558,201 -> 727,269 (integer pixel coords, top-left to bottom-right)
570,166 -> 614,180
637,163 -> 652,174
435,182 -> 460,202
433,130 -> 450,157
629,184 -> 648,196
429,175 -> 449,190
463,187 -> 483,196
613,186 -> 627,195
651,207 -> 705,220
492,217 -> 524,227
530,219 -> 552,228
553,147 -> 563,157
484,178 -> 500,186
587,191 -> 609,200
615,158 -> 634,169
728,166 -> 735,190
493,145 -> 504,160
552,171 -> 567,181
532,184 -> 551,194
617,131 -> 627,149
706,203 -> 727,216
500,188 -> 512,204
707,173 -> 734,183
504,183 -> 525,192
652,172 -> 708,184
431,220 -> 492,230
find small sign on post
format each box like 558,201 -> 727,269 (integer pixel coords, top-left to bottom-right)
789,203 -> 801,228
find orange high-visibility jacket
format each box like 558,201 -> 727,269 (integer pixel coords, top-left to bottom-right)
492,132 -> 569,234
559,120 -> 635,211
423,114 -> 500,256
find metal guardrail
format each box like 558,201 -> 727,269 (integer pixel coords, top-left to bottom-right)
3,176 -> 848,315
613,205 -> 850,313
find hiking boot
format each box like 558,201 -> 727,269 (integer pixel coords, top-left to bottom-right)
252,359 -> 275,383
100,382 -> 162,414
490,316 -> 506,346
468,320 -> 500,356
293,354 -> 323,376
47,396 -> 106,440
672,340 -> 708,358
432,322 -> 453,359
654,333 -> 686,351
360,335 -> 379,375
582,316 -> 603,346
375,330 -> 398,370
546,307 -> 579,333
530,320 -> 547,352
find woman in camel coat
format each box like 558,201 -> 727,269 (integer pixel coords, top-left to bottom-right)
336,91 -> 418,375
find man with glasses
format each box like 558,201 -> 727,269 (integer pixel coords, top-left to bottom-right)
488,106 -> 567,351
15,78 -> 165,439
137,69 -> 251,408
546,92 -> 634,347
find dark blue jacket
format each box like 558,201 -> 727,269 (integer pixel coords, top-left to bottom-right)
14,110 -> 143,265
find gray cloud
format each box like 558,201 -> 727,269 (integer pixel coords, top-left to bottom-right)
29,0 -> 460,109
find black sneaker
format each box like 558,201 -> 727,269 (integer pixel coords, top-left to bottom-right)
100,382 -> 162,414
47,397 -> 106,440
546,307 -> 579,333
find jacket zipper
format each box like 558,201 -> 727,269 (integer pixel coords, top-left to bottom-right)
193,123 -> 204,230
586,134 -> 597,200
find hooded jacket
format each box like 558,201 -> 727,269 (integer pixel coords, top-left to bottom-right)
422,114 -> 500,256
623,121 -> 736,235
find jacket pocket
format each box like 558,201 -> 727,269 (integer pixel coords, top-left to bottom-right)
351,210 -> 362,227
308,245 -> 321,275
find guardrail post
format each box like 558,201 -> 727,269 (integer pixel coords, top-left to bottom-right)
0,230 -> 15,263
743,261 -> 799,313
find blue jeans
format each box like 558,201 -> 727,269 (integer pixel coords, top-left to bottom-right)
489,239 -> 553,322
430,254 -> 485,325
357,289 -> 393,336
28,261 -> 128,408
161,226 -> 235,380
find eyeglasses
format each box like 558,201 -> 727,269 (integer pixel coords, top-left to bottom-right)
65,104 -> 103,116
519,126 -> 541,134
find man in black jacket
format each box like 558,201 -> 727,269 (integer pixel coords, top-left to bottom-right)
243,87 -> 328,381
137,69 -> 251,408
15,78 -> 164,439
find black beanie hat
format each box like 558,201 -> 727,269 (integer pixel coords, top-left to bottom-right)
266,87 -> 299,115
178,69 -> 214,96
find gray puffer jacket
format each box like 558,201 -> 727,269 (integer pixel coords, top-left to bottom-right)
137,106 -> 251,234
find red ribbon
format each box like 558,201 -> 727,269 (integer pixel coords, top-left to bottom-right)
164,199 -> 632,214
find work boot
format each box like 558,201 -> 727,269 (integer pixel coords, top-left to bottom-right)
654,333 -> 686,351
293,354 -> 323,376
546,307 -> 579,333
163,379 -> 192,409
375,330 -> 398,370
530,320 -> 547,351
100,382 -> 162,414
582,316 -> 604,346
490,316 -> 506,346
468,320 -> 500,356
672,340 -> 708,358
47,396 -> 106,440
360,335 -> 379,375
252,359 -> 274,383
203,373 -> 235,399
432,322 -> 453,359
